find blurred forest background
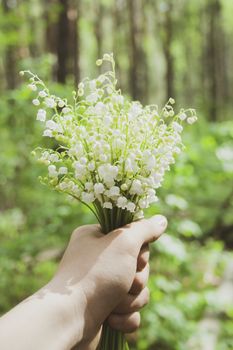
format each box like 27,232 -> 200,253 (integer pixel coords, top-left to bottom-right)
0,0 -> 233,349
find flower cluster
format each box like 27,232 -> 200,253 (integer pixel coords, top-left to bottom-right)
21,53 -> 197,225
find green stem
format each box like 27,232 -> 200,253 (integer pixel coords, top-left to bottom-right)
96,208 -> 132,350
97,322 -> 129,350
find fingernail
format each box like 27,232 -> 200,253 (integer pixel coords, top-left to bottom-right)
154,215 -> 167,228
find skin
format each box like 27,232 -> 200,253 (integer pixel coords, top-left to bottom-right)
0,215 -> 167,350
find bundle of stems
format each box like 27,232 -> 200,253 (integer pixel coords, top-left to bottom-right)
96,207 -> 133,350
97,323 -> 130,350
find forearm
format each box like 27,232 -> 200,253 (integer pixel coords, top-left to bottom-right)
0,283 -> 85,350
0,218 -> 165,350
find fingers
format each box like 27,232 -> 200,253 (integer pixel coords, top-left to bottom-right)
113,287 -> 149,314
107,312 -> 141,333
137,244 -> 149,271
129,263 -> 150,295
109,263 -> 150,333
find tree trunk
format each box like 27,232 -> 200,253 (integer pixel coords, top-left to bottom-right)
57,0 -> 69,83
204,0 -> 226,121
44,0 -> 57,54
69,0 -> 81,87
2,0 -> 17,90
94,1 -> 104,71
163,1 -> 174,100
207,0 -> 218,121
141,0 -> 149,103
127,0 -> 146,101
113,0 -> 124,87
127,0 -> 139,100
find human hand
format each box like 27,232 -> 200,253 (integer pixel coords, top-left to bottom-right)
49,215 -> 167,349
0,215 -> 167,350
107,242 -> 151,333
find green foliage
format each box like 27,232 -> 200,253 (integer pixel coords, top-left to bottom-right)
0,84 -> 95,312
0,0 -> 233,349
1,84 -> 232,349
135,118 -> 233,349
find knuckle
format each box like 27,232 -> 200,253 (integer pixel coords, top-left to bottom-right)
143,287 -> 150,305
137,252 -> 149,271
150,231 -> 161,242
134,275 -> 145,293
127,313 -> 141,333
141,253 -> 148,266
107,314 -> 118,328
107,314 -> 124,331
108,312 -> 141,333
123,233 -> 136,250
131,264 -> 149,294
133,287 -> 150,310
71,224 -> 100,242
118,230 -> 138,254
70,227 -> 82,241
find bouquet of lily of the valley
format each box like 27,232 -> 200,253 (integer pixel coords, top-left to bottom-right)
21,53 -> 197,349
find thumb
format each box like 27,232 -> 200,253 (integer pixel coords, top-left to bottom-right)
111,215 -> 167,250
123,215 -> 167,246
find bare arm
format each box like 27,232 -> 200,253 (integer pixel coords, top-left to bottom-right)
0,215 -> 167,350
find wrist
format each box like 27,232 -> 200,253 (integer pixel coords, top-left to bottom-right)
0,280 -> 88,350
36,279 -> 87,349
